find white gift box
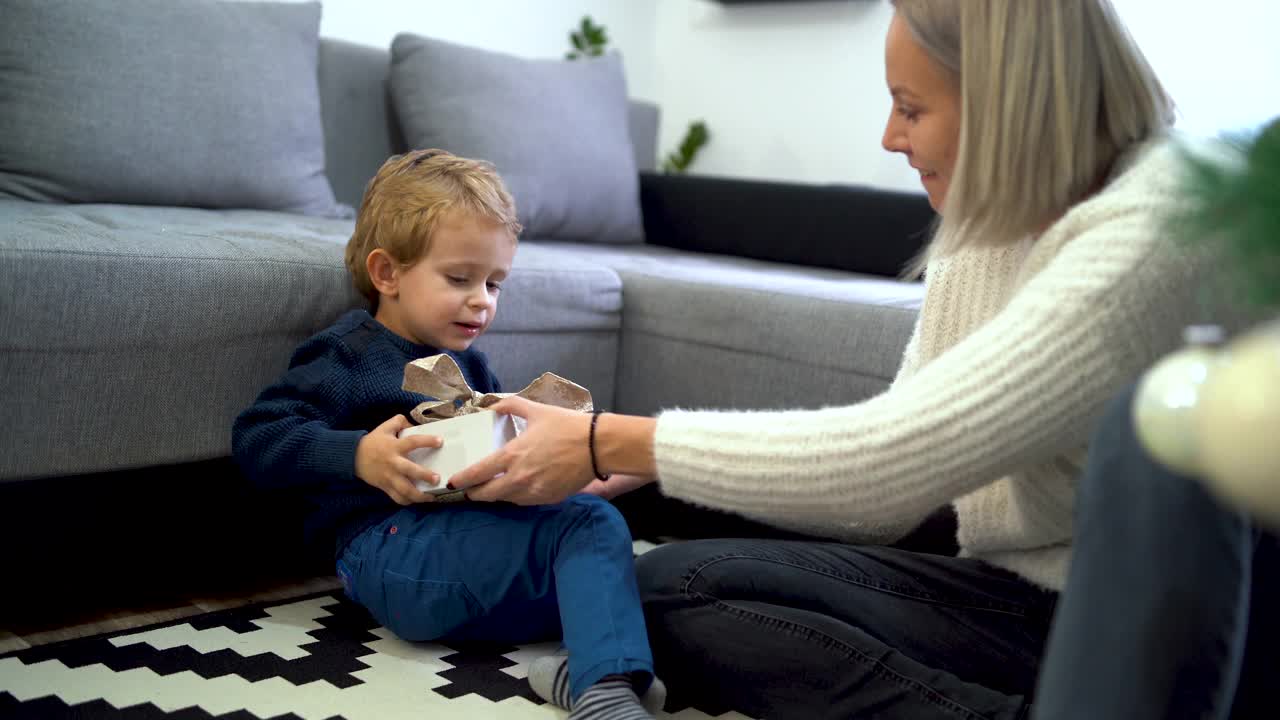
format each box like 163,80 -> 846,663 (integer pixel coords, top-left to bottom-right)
398,410 -> 518,493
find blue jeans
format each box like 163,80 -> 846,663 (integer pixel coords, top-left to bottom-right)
337,494 -> 653,700
636,538 -> 1056,719
1032,384 -> 1277,720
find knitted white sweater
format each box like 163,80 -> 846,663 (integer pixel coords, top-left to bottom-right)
653,138 -> 1214,590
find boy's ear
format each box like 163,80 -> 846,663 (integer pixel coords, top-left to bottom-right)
366,249 -> 399,297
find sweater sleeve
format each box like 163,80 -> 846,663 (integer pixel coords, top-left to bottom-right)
653,210 -> 1200,535
231,338 -> 369,494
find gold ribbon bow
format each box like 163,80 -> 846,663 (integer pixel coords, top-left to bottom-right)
402,354 -> 594,425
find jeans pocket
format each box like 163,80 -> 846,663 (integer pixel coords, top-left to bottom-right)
338,527 -> 375,604
336,556 -> 359,603
379,572 -> 483,642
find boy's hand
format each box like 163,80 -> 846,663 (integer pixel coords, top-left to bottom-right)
356,415 -> 444,505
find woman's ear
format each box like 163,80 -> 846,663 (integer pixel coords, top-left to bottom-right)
366,249 -> 399,298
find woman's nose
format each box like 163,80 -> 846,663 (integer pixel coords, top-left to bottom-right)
882,114 -> 906,154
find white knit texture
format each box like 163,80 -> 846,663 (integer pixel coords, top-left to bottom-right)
653,139 -> 1219,590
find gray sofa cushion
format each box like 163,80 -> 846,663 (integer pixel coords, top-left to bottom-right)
317,38 -> 406,211
472,244 -> 622,412
315,37 -> 662,209
0,200 -> 621,481
535,242 -> 924,415
0,0 -> 343,218
390,34 -> 643,244
627,103 -> 661,173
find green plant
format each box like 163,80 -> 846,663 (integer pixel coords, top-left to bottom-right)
1174,117 -> 1280,309
662,121 -> 711,174
563,16 -> 713,174
566,16 -> 608,60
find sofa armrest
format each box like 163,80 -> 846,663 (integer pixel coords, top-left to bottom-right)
638,171 -> 936,278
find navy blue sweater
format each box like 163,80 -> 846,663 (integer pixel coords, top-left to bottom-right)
231,309 -> 501,561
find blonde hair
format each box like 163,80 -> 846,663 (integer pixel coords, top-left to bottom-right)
891,0 -> 1175,273
344,149 -> 522,303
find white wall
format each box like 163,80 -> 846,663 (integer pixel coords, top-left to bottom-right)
315,0 -> 659,101
1111,0 -> 1280,137
651,0 -> 915,190
312,0 -> 1280,191
650,0 -> 1280,189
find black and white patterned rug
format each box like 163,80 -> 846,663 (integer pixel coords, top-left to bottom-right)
0,586 -> 749,719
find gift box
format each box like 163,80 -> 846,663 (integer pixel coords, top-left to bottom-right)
396,354 -> 594,499
401,411 -> 517,494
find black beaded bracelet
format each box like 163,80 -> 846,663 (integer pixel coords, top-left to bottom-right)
588,410 -> 611,482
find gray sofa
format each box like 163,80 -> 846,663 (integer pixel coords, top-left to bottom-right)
0,37 -> 927,487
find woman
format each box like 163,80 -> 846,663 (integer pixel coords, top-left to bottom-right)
450,1 -> 1212,717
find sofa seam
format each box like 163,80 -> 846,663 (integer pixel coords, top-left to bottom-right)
0,327 -> 624,353
0,247 -> 348,269
619,327 -> 897,381
1,247 -> 626,280
612,268 -> 923,310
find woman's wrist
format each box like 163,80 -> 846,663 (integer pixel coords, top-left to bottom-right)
595,413 -> 658,478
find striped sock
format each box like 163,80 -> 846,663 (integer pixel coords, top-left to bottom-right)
528,650 -> 574,709
528,653 -> 666,715
569,676 -> 652,720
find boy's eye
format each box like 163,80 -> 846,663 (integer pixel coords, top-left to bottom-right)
447,275 -> 468,284
487,281 -> 502,292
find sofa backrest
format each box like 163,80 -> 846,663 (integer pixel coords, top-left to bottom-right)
317,38 -> 660,209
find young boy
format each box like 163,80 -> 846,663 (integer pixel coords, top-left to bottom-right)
232,149 -> 663,720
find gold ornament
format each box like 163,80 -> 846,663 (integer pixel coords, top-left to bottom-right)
1132,326 -> 1224,475
1194,320 -> 1280,527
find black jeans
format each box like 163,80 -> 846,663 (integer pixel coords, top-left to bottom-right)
1031,384 -> 1278,720
636,538 -> 1057,719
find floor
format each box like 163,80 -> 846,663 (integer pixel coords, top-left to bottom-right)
0,573 -> 343,655
1,538 -> 665,656
0,463 -> 790,663
0,459 -> 349,657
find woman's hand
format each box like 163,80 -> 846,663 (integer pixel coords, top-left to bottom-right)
449,397 -> 596,505
581,473 -> 656,501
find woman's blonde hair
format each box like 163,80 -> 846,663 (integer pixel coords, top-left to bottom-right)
345,149 -> 522,303
891,0 -> 1175,273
